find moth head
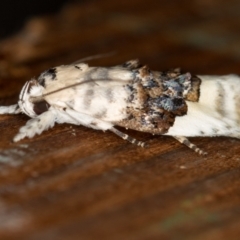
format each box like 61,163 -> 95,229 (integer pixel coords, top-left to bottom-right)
18,79 -> 48,117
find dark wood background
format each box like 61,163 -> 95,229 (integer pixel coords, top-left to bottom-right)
0,0 -> 240,239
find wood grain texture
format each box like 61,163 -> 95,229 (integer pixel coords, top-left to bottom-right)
0,0 -> 240,239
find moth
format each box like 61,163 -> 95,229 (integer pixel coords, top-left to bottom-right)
0,59 -> 240,155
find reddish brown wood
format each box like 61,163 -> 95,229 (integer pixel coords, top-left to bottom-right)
0,1 -> 240,239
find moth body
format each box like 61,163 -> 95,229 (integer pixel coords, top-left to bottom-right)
0,59 -> 240,155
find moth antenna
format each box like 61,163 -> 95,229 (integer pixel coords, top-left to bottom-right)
71,51 -> 116,65
173,136 -> 207,155
110,127 -> 146,147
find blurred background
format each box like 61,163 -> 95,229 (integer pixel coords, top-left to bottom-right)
0,0 -> 69,38
0,0 -> 240,74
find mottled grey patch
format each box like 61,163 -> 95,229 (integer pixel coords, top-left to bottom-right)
200,131 -> 205,135
215,81 -> 225,117
83,89 -> 94,108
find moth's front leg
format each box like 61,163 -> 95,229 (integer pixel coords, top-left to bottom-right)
13,109 -> 56,142
0,104 -> 21,114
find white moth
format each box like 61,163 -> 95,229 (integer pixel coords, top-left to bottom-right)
0,59 -> 240,155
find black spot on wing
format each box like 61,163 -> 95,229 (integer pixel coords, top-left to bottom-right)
45,68 -> 57,80
38,68 -> 57,87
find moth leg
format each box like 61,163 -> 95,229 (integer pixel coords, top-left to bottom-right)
13,110 -> 56,142
0,104 -> 21,114
110,127 -> 146,147
173,136 -> 207,155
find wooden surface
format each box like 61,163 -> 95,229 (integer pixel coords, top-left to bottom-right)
0,0 -> 240,239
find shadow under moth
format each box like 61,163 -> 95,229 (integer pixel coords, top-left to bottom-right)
1,59 -> 240,155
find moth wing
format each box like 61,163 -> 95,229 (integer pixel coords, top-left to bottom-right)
36,61 -> 199,136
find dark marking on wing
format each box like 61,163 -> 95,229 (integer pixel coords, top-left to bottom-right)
45,68 -> 57,80
105,88 -> 114,103
38,68 -> 57,87
83,89 -> 94,108
115,64 -> 196,134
